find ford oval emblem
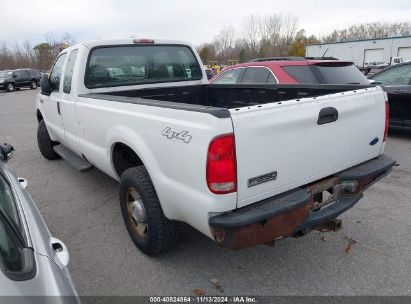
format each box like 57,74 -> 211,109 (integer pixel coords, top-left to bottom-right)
369,137 -> 379,146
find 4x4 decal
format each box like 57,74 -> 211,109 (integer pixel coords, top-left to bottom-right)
162,127 -> 192,144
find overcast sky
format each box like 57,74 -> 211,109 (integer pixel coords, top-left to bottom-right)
1,0 -> 410,46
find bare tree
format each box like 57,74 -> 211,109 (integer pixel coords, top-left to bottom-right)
241,15 -> 260,51
200,18 -> 411,65
213,26 -> 236,62
197,43 -> 217,65
0,33 -> 76,70
322,22 -> 411,42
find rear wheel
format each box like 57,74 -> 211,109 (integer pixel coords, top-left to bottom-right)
119,166 -> 181,255
30,80 -> 38,89
6,83 -> 14,92
37,120 -> 60,160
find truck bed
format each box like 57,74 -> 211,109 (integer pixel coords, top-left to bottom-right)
81,83 -> 375,111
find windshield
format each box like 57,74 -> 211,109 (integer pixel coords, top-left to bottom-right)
0,71 -> 12,78
371,64 -> 411,86
85,45 -> 203,89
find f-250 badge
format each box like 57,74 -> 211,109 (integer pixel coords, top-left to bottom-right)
162,127 -> 192,144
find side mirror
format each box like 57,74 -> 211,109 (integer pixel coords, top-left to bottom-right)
40,73 -> 52,96
0,143 -> 15,161
12,74 -> 17,78
369,79 -> 376,84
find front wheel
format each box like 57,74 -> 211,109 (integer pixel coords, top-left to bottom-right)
37,120 -> 60,160
6,83 -> 14,92
119,166 -> 180,255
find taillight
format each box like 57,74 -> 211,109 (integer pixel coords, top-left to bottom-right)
384,100 -> 389,142
206,134 -> 237,194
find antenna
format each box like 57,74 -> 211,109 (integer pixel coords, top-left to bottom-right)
322,47 -> 329,58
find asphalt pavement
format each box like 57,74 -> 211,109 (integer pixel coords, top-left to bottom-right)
0,88 -> 410,296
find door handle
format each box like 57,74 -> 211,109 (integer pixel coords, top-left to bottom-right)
50,237 -> 69,267
18,177 -> 28,189
57,101 -> 61,115
317,107 -> 338,125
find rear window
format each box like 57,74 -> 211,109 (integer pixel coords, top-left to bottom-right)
85,45 -> 203,89
283,64 -> 369,84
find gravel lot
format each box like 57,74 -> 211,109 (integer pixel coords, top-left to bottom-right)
1,88 -> 410,296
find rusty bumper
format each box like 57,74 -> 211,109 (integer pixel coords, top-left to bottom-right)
209,154 -> 396,250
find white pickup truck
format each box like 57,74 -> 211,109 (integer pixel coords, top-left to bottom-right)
36,38 -> 395,255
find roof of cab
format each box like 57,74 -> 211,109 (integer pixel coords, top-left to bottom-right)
78,38 -> 193,49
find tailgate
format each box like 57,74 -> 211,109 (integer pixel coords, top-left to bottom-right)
231,87 -> 386,208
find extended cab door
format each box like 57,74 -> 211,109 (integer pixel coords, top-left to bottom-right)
41,53 -> 67,141
60,49 -> 80,154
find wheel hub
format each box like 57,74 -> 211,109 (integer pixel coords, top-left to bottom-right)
131,199 -> 146,223
126,187 -> 148,238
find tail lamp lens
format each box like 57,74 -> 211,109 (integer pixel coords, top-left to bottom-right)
384,100 -> 389,142
206,134 -> 237,194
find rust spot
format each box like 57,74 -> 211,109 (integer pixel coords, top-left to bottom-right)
306,176 -> 341,210
306,177 -> 340,195
209,162 -> 393,250
211,201 -> 312,250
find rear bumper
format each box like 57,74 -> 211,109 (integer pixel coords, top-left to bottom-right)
209,154 -> 396,249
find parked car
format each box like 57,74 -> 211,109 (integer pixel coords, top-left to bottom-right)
0,69 -> 41,92
0,143 -> 79,301
369,61 -> 411,130
36,38 -> 394,255
366,61 -> 389,69
210,57 -> 370,85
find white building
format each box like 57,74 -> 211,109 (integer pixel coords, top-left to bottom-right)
306,36 -> 411,67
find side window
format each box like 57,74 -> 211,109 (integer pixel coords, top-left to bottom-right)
0,216 -> 24,272
282,66 -> 319,84
241,67 -> 271,84
266,73 -> 278,84
0,173 -> 20,227
372,65 -> 411,86
49,53 -> 67,92
13,71 -> 21,79
63,49 -> 78,94
22,71 -> 30,80
213,68 -> 244,84
0,173 -> 24,273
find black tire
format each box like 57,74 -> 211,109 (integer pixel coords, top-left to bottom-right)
30,80 -> 38,89
6,83 -> 14,92
119,166 -> 180,255
37,120 -> 60,160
